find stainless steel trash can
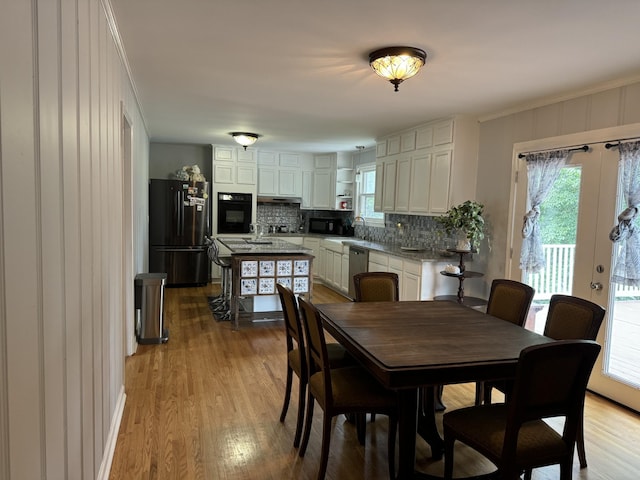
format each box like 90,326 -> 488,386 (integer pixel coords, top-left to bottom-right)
134,273 -> 169,344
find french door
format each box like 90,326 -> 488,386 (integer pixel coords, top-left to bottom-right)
510,139 -> 640,411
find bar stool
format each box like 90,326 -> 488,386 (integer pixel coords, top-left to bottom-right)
206,237 -> 232,321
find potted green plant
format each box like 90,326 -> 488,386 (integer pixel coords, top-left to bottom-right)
436,200 -> 485,251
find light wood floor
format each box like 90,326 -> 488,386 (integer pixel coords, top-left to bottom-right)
109,283 -> 640,479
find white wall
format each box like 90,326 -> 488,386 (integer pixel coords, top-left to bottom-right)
476,81 -> 640,295
0,1 -> 149,479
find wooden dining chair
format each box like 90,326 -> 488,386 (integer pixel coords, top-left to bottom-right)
297,297 -> 398,480
353,271 -> 400,302
444,339 -> 601,480
483,293 -> 605,472
540,294 -> 605,470
352,271 -> 400,440
276,284 -> 353,448
477,279 -> 535,405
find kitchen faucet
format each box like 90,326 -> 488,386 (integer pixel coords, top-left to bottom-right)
353,216 -> 367,241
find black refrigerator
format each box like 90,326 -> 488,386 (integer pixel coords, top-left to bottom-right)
149,179 -> 210,286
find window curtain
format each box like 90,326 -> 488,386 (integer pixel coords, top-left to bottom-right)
519,149 -> 570,274
610,140 -> 640,287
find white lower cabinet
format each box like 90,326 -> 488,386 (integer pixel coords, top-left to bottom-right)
341,253 -> 349,292
319,239 -> 348,293
367,251 -> 452,300
401,260 -> 422,301
303,237 -> 321,278
368,251 -> 389,272
318,246 -> 327,280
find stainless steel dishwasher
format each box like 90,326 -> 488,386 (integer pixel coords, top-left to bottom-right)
348,245 -> 369,299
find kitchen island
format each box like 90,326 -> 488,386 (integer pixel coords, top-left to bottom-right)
217,237 -> 314,329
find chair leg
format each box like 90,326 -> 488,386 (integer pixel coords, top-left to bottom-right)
475,381 -> 484,405
387,414 -> 397,480
293,377 -> 307,448
279,366 -> 293,422
523,468 -> 533,480
443,433 -> 455,480
317,412 -> 332,480
577,414 -> 587,468
356,413 -> 366,445
483,383 -> 493,405
299,392 -> 315,457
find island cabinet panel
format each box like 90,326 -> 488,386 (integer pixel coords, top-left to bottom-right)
230,253 -> 314,329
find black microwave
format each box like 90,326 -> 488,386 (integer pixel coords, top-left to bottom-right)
309,217 -> 342,234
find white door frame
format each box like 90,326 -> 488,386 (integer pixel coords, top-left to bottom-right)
507,122 -> 640,409
121,103 -> 136,356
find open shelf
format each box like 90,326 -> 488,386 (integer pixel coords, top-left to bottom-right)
438,249 -> 486,307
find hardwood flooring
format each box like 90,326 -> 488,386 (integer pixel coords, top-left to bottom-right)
109,283 -> 640,479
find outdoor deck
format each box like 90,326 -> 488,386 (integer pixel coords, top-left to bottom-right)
525,244 -> 640,387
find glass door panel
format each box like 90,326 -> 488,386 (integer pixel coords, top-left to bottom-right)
511,142 -> 640,410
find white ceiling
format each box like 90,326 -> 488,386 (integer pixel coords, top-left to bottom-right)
110,0 -> 640,153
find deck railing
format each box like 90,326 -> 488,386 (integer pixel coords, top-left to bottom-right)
525,244 -> 640,300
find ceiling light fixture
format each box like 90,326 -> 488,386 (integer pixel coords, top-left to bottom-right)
229,132 -> 261,150
369,46 -> 427,92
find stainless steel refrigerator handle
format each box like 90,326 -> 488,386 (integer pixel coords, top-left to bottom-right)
176,190 -> 183,237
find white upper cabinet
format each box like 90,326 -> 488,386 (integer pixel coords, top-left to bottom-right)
387,135 -> 401,155
415,125 -> 434,149
401,131 -> 416,152
312,169 -> 333,209
212,145 -> 257,185
408,152 -> 432,213
374,115 -> 478,215
394,156 -> 411,212
382,158 -> 397,212
429,150 -> 453,213
314,154 -> 334,169
257,151 -> 305,196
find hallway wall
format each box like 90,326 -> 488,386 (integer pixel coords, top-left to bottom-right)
0,0 -> 148,478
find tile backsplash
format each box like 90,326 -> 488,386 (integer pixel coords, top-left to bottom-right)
257,205 -> 353,233
257,204 -> 457,250
356,214 -> 453,251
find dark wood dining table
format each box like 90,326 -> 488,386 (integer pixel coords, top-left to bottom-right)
315,300 -> 552,480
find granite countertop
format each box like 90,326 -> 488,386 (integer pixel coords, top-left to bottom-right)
222,233 -> 469,263
340,239 -> 458,262
217,236 -> 312,255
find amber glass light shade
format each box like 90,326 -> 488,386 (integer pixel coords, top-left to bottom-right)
369,46 -> 427,92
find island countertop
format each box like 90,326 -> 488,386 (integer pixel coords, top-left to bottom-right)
217,236 -> 313,255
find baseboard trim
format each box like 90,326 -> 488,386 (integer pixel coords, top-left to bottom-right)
96,385 -> 126,480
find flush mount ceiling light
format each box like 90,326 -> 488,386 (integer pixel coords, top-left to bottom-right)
229,132 -> 261,150
369,46 -> 427,92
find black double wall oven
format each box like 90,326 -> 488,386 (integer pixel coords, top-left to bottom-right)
217,192 -> 253,234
